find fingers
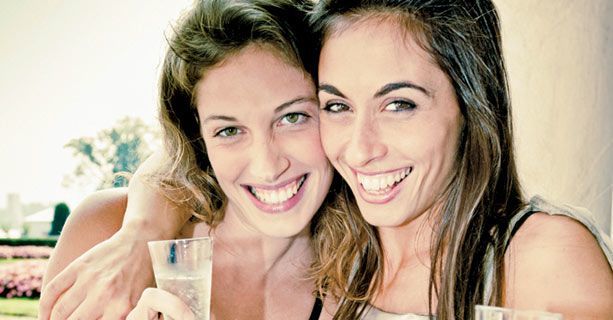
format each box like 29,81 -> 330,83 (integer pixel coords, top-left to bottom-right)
126,288 -> 195,320
125,304 -> 155,320
70,290 -> 132,320
39,266 -> 78,320
50,280 -> 89,320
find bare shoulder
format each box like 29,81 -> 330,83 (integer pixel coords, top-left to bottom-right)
504,212 -> 613,317
66,188 -> 128,235
45,188 -> 128,281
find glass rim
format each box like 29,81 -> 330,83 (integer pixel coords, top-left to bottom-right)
475,305 -> 563,316
147,236 -> 213,246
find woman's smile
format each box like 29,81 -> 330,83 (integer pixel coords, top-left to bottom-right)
242,174 -> 308,213
354,167 -> 412,204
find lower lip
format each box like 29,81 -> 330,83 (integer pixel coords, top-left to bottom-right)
244,175 -> 308,214
356,171 -> 410,205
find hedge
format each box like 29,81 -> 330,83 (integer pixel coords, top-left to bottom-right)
0,238 -> 57,247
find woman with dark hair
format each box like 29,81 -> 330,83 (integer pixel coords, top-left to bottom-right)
309,0 -> 612,319
41,0 -> 341,319
41,0 -> 612,319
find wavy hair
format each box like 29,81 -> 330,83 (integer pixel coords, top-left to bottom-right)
153,0 -> 317,226
309,1 -> 525,319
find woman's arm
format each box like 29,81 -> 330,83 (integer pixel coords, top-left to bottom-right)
39,151 -> 191,320
504,212 -> 613,318
42,188 -> 127,285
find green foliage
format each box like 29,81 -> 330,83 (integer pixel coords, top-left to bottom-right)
48,203 -> 70,236
65,117 -> 159,189
0,239 -> 56,247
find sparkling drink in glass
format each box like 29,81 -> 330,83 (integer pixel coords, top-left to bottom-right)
148,237 -> 213,320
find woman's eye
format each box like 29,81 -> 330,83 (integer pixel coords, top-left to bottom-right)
216,127 -> 240,137
384,100 -> 417,112
280,113 -> 309,125
322,103 -> 349,113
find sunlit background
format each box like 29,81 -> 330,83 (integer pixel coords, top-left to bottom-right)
1,0 -> 191,236
0,0 -> 611,317
0,1 -> 611,241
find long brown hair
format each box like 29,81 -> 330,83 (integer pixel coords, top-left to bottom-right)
153,0 -> 318,226
309,1 -> 525,319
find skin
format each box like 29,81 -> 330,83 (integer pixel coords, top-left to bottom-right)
42,13 -> 612,320
317,17 -> 612,317
40,170 -> 186,320
43,45 -> 335,320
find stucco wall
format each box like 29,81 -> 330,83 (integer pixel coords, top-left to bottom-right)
494,0 -> 612,234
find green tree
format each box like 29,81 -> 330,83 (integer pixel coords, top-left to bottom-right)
49,202 -> 70,236
65,117 -> 159,189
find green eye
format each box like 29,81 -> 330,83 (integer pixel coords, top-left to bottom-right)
280,113 -> 308,125
217,127 -> 239,137
285,114 -> 300,123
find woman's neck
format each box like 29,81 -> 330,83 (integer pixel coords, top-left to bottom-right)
184,206 -> 316,319
372,207 -> 440,314
378,214 -> 434,275
210,205 -> 313,276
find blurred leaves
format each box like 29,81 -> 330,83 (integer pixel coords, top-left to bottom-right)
64,117 -> 160,189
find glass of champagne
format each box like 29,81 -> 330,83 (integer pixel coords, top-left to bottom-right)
148,237 -> 213,320
475,305 -> 563,320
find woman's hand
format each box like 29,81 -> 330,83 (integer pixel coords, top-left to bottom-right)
39,228 -> 155,319
126,288 -> 195,320
39,152 -> 190,319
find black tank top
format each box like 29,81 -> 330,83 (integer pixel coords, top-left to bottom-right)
308,296 -> 323,320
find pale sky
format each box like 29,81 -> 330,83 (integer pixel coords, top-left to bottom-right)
0,0 -> 191,208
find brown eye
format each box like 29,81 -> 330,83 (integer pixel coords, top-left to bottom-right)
384,100 -> 417,112
323,103 -> 349,113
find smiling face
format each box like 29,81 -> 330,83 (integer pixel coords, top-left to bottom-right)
317,18 -> 463,228
196,45 -> 333,238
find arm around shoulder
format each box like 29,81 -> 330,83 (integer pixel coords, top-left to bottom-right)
39,151 -> 192,319
504,212 -> 613,318
44,187 -> 127,285
121,150 -> 191,238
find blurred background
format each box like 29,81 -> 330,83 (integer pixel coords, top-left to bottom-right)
0,0 -> 611,318
0,0 -> 191,318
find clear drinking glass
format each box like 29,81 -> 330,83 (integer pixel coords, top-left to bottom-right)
148,237 -> 213,320
475,305 -> 563,320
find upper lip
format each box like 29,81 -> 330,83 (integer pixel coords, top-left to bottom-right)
241,173 -> 307,190
351,166 -> 412,177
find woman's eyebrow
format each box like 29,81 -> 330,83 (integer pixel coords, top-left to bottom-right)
318,81 -> 431,99
374,81 -> 431,98
203,96 -> 315,124
318,83 -> 346,98
274,96 -> 317,113
203,114 -> 237,124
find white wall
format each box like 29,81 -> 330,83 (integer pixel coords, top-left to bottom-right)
495,0 -> 612,234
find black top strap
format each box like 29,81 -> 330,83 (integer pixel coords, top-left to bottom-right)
504,210 -> 537,253
308,295 -> 323,320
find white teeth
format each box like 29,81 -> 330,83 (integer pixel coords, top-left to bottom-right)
250,175 -> 305,205
386,175 -> 394,187
357,168 -> 411,193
